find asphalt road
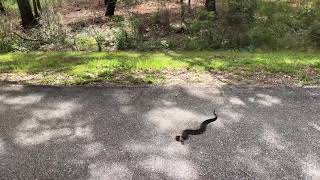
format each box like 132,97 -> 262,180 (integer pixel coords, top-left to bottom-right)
0,84 -> 319,180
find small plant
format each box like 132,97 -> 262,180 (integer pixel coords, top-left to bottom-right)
84,25 -> 110,51
0,16 -> 15,52
112,27 -> 129,50
74,33 -> 97,51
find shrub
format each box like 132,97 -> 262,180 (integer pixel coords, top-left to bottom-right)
187,10 -> 220,49
187,0 -> 258,50
136,39 -> 171,50
74,33 -> 97,51
0,16 -> 15,52
5,8 -> 70,51
110,16 -> 146,50
250,1 -> 320,50
309,21 -> 320,47
111,27 -> 130,50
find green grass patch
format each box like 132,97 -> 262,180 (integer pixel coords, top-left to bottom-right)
0,51 -> 319,85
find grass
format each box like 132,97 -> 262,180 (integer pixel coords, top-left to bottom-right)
0,51 -> 319,85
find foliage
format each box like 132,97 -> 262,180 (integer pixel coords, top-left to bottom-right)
0,8 -> 69,52
73,26 -> 111,51
111,27 -> 130,50
74,33 -> 97,51
187,0 -> 257,50
250,1 -> 320,50
0,51 -> 319,85
0,16 -> 15,52
1,0 -> 320,51
110,16 -> 145,50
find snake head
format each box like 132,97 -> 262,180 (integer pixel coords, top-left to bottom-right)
175,136 -> 181,141
212,109 -> 217,116
175,136 -> 185,145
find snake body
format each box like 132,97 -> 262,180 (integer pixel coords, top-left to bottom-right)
175,110 -> 218,144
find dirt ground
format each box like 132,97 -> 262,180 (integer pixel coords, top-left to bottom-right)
57,0 -> 205,27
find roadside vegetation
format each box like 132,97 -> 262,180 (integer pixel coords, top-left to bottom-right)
0,0 -> 319,86
1,0 -> 319,52
1,51 -> 319,85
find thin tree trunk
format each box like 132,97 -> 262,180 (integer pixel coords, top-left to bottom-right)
205,0 -> 216,12
0,0 -> 5,14
105,0 -> 117,16
36,0 -> 42,11
180,0 -> 185,19
16,0 -> 37,28
32,0 -> 40,18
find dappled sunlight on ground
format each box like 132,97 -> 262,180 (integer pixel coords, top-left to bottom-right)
1,51 -> 319,86
261,124 -> 292,151
13,101 -> 84,146
0,85 -> 319,179
139,156 -> 199,180
0,138 -> 6,156
0,104 -> 7,113
119,105 -> 135,114
32,101 -> 80,120
229,96 -> 246,106
81,142 -> 105,158
235,147 -> 269,177
146,107 -> 209,133
123,140 -> 198,180
301,155 -> 320,179
219,105 -> 243,124
249,93 -> 282,107
15,127 -> 73,146
124,141 -> 189,157
0,84 -> 24,91
69,125 -> 94,141
89,162 -> 133,180
0,93 -> 43,106
308,122 -> 320,132
184,86 -> 222,100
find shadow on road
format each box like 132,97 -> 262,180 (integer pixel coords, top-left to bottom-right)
0,84 -> 319,179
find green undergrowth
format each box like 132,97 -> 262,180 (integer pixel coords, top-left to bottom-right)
0,51 -> 319,85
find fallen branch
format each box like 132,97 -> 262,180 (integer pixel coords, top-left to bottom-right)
11,31 -> 48,44
239,169 -> 252,177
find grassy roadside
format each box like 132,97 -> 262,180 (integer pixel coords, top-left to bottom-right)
0,51 -> 319,85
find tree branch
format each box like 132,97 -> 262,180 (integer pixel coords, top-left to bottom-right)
11,31 -> 48,44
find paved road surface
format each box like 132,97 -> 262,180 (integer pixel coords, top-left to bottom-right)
0,84 -> 319,179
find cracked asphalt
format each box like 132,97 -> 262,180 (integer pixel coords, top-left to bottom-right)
0,84 -> 319,180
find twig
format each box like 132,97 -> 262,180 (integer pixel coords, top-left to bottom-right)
239,169 -> 252,177
11,31 -> 48,44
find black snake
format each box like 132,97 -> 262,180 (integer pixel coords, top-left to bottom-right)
175,110 -> 218,144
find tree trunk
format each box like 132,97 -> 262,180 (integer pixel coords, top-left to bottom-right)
17,0 -> 37,28
105,0 -> 117,16
0,0 -> 5,14
32,0 -> 40,18
205,0 -> 216,12
180,0 -> 185,19
36,0 -> 42,11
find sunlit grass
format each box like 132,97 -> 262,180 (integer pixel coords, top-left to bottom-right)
0,51 -> 319,85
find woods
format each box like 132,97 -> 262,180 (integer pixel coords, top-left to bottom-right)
0,0 -> 319,52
